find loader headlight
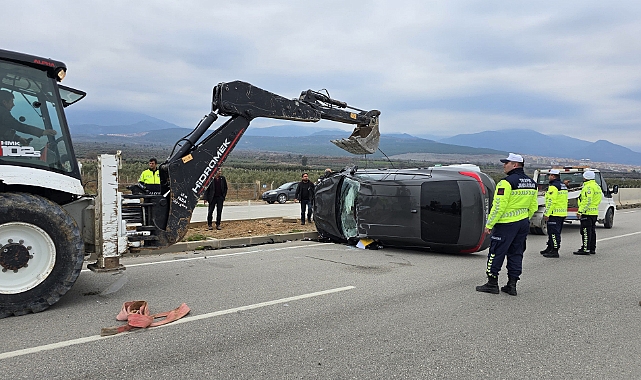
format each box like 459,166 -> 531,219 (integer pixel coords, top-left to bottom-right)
56,68 -> 66,81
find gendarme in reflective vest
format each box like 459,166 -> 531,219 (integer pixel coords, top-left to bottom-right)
578,179 -> 602,216
486,167 -> 538,229
139,168 -> 160,186
544,178 -> 568,217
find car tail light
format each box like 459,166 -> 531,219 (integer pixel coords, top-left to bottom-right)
458,171 -> 487,253
459,171 -> 486,194
459,233 -> 487,253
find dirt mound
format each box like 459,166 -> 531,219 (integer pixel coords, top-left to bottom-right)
184,218 -> 317,241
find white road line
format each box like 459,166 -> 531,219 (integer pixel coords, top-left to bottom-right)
0,285 -> 355,361
81,242 -> 326,272
598,231 -> 641,242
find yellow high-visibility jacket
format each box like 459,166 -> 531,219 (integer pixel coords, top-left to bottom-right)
544,179 -> 568,217
578,179 -> 602,216
486,168 -> 538,229
139,169 -> 160,185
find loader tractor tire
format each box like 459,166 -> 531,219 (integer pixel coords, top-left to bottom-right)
0,193 -> 84,318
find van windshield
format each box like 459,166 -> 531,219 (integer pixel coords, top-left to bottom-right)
537,172 -> 584,190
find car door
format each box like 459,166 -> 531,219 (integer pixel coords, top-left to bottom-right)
288,182 -> 298,200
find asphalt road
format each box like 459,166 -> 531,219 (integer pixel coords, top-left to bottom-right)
2,209 -> 641,379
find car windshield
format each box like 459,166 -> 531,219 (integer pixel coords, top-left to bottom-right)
0,60 -> 75,173
277,182 -> 294,190
338,177 -> 360,238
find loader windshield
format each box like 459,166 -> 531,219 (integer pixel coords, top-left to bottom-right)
0,60 -> 76,174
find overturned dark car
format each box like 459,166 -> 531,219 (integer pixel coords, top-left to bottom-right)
313,165 -> 495,253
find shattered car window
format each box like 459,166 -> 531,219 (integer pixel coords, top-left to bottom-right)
339,178 -> 360,238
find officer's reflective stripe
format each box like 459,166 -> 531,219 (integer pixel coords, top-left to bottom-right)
502,208 -> 529,218
513,189 -> 536,195
486,197 -> 503,227
486,252 -> 496,277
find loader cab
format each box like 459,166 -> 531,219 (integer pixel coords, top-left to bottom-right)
0,50 -> 83,184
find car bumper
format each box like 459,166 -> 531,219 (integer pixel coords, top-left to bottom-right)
261,194 -> 278,202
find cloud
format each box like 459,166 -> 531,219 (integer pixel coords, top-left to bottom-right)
3,0 -> 641,150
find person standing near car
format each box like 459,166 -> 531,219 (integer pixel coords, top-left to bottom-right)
204,169 -> 228,230
295,172 -> 315,225
476,153 -> 538,296
540,169 -> 568,258
573,170 -> 602,255
317,168 -> 333,184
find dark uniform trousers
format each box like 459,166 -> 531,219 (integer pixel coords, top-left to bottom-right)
546,216 -> 565,250
579,215 -> 597,252
486,218 -> 529,279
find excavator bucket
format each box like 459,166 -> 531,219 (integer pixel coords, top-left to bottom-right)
331,115 -> 380,155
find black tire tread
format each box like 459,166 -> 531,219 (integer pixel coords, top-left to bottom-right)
604,208 -> 614,229
0,193 -> 84,318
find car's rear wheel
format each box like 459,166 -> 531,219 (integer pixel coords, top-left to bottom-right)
604,208 -> 614,228
277,194 -> 287,204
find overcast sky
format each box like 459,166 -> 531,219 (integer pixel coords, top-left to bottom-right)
4,1 -> 641,151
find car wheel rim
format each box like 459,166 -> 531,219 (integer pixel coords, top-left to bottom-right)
0,222 -> 56,294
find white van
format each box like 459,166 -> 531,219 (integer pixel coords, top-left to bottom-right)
529,167 -> 618,235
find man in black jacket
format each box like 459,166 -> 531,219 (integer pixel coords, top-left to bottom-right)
204,169 -> 228,230
295,172 -> 315,225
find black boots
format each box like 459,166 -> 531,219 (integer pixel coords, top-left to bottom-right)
500,277 -> 519,296
542,249 -> 559,258
573,249 -> 590,255
476,276 -> 499,294
477,276 -> 519,296
540,247 -> 551,255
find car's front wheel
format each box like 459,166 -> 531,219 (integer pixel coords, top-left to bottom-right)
603,208 -> 614,228
277,194 -> 287,204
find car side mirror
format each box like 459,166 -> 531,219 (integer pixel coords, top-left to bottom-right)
611,185 -> 619,194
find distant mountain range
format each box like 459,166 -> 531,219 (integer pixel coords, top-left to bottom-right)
441,129 -> 641,166
64,110 -> 641,166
